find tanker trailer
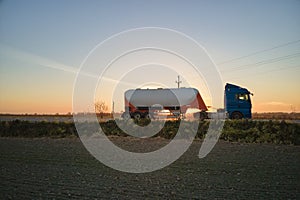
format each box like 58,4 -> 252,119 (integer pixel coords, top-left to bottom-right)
122,88 -> 207,120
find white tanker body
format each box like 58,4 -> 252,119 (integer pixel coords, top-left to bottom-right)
123,88 -> 207,119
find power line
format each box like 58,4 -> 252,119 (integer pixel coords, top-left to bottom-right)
264,65 -> 300,74
217,39 -> 300,65
251,65 -> 300,75
221,52 -> 300,73
228,65 -> 300,81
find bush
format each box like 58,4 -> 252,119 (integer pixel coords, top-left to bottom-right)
0,119 -> 299,145
221,120 -> 300,145
0,120 -> 77,138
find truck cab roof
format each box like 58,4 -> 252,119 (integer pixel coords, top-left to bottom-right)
225,83 -> 251,94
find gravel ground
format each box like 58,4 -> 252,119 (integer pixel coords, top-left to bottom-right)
0,137 -> 299,199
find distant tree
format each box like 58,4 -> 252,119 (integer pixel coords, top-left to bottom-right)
95,101 -> 108,114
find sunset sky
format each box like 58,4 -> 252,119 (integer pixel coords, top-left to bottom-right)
1,0 -> 300,114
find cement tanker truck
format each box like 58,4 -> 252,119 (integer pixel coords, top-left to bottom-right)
122,83 -> 252,120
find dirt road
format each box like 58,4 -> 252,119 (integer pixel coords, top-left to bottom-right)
0,137 -> 299,199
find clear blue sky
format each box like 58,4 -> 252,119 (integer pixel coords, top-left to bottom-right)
1,0 -> 300,113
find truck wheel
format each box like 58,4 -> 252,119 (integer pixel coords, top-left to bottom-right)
231,112 -> 243,119
145,113 -> 152,119
122,113 -> 131,120
133,112 -> 141,120
199,111 -> 207,121
193,111 -> 207,120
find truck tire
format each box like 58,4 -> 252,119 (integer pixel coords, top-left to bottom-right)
199,111 -> 207,121
145,112 -> 152,119
193,111 -> 207,120
231,112 -> 243,119
133,112 -> 141,120
122,113 -> 131,120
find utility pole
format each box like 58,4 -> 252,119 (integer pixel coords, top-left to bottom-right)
176,75 -> 182,88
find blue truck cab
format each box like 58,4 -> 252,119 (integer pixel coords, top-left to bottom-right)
225,83 -> 252,119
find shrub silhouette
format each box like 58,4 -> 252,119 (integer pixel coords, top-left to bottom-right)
0,119 -> 299,145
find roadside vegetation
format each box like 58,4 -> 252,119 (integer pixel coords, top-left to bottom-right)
252,112 -> 300,120
0,119 -> 299,145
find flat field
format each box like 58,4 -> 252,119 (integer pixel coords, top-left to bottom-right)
0,137 -> 299,199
